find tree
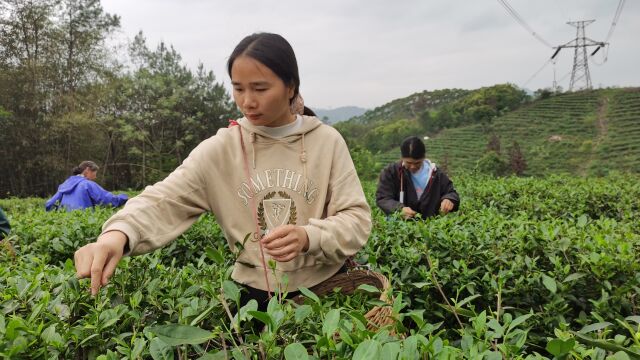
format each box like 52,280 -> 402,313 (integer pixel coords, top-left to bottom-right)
418,109 -> 432,131
475,151 -> 507,177
509,141 -> 527,176
362,119 -> 422,154
487,134 -> 501,155
350,146 -> 378,180
0,0 -> 119,196
0,4 -> 235,196
98,32 -> 235,188
534,88 -> 553,100
431,107 -> 453,133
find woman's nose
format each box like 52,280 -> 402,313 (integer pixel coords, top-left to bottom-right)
243,93 -> 257,108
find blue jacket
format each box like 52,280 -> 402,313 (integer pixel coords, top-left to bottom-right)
45,176 -> 128,211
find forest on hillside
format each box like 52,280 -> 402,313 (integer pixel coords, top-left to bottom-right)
0,0 -> 237,197
334,84 -> 532,179
3,1 -> 637,198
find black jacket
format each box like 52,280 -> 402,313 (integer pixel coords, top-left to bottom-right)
376,161 -> 460,218
0,207 -> 10,239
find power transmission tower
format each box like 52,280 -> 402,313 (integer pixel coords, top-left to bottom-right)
551,20 -> 606,91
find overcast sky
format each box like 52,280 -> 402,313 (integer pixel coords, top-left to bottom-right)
101,0 -> 639,109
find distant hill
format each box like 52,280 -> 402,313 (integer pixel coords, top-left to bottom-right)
369,87 -> 640,176
348,88 -> 470,125
335,85 -> 521,155
313,106 -> 368,124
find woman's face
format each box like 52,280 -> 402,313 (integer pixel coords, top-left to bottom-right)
83,168 -> 97,181
231,56 -> 296,127
402,157 -> 424,174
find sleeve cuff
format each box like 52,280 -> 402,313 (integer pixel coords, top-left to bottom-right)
302,224 -> 322,256
101,221 -> 140,256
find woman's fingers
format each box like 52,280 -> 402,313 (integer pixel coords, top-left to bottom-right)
272,252 -> 297,262
266,242 -> 297,257
440,199 -> 454,213
261,225 -> 309,262
74,245 -> 94,279
89,245 -> 108,296
102,251 -> 121,286
261,225 -> 292,244
263,235 -> 290,250
74,233 -> 126,296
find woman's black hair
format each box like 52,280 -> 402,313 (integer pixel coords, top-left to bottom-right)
227,33 -> 316,116
400,136 -> 426,159
73,161 -> 99,175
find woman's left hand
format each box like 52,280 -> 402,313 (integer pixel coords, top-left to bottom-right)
440,199 -> 455,214
261,225 -> 309,262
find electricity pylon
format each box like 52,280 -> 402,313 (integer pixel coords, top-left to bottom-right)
551,20 -> 606,91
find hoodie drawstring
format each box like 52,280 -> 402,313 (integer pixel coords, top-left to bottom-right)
228,120 -> 272,297
250,132 -> 256,169
300,133 -> 309,197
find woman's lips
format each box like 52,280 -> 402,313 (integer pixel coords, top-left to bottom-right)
246,113 -> 261,121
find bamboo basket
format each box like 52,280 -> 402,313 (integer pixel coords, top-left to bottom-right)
292,268 -> 394,331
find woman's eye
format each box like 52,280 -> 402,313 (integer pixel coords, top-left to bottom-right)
233,88 -> 244,92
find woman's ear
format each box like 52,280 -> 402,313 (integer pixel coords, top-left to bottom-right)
287,83 -> 295,102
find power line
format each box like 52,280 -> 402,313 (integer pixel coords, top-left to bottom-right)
522,58 -> 553,88
605,0 -> 625,42
557,68 -> 573,85
497,0 -> 553,48
590,46 -> 609,66
586,0 -> 624,66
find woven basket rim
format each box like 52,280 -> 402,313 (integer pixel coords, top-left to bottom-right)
290,268 -> 395,331
293,269 -> 389,299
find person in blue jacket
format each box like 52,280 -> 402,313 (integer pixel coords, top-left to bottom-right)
45,161 -> 128,211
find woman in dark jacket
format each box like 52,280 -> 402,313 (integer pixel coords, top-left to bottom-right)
0,207 -> 9,239
376,136 -> 459,219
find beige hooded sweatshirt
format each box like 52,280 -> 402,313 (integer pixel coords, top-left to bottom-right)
102,116 -> 372,291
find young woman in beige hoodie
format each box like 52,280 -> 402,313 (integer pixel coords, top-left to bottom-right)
73,33 -> 372,311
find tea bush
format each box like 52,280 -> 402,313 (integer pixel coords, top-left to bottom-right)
1,174 -> 639,359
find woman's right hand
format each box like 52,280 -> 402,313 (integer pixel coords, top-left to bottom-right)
74,230 -> 128,296
401,206 -> 417,219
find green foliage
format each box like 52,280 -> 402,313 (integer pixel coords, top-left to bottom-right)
475,151 -> 508,176
362,119 -> 423,154
337,84 -> 528,158
346,88 -> 470,125
2,174 -> 640,358
350,146 -> 380,181
0,0 -> 120,197
417,109 -> 433,130
335,89 -> 470,153
0,3 -> 235,197
426,84 -> 528,133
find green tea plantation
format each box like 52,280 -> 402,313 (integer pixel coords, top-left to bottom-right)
1,174 -> 639,359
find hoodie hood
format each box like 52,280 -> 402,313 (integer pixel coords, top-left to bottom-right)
234,115 -> 324,172
57,176 -> 86,194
